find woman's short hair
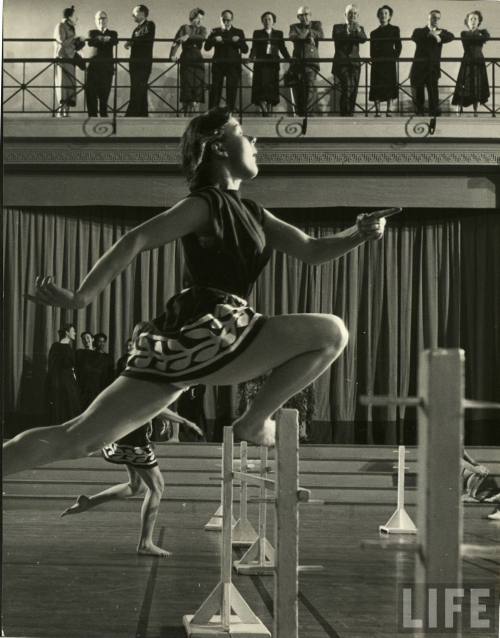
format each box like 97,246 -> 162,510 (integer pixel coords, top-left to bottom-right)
63,5 -> 75,19
80,330 -> 92,339
58,323 -> 75,339
464,10 -> 482,26
376,5 -> 393,19
344,4 -> 358,15
261,11 -> 277,24
189,8 -> 205,22
181,107 -> 232,191
221,9 -> 234,19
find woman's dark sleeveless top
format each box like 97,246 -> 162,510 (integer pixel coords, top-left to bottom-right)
122,186 -> 271,384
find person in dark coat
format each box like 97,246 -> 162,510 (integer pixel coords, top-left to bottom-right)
410,10 -> 454,116
289,6 -> 324,117
452,10 -> 490,115
250,11 -> 290,116
85,10 -> 118,117
116,337 -> 133,375
332,4 -> 367,116
46,324 -> 82,424
204,10 -> 248,112
369,5 -> 401,116
170,8 -> 207,116
93,332 -> 115,392
124,5 -> 155,117
75,330 -> 101,409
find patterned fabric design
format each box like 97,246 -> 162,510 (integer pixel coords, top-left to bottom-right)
124,296 -> 263,381
102,442 -> 157,468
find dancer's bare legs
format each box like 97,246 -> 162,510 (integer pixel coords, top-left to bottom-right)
3,377 -> 185,476
61,465 -> 145,517
60,464 -> 170,556
191,313 -> 349,446
4,312 -> 348,474
134,465 -> 169,556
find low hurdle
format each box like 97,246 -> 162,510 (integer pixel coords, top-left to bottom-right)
379,445 -> 416,535
184,409 -> 316,638
361,349 -> 500,633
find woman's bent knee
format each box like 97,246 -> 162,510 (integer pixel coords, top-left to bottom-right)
318,315 -> 349,354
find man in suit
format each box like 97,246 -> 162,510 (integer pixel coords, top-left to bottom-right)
125,4 -> 155,117
85,11 -> 118,117
332,4 -> 367,116
410,10 -> 454,116
289,6 -> 324,116
205,10 -> 248,112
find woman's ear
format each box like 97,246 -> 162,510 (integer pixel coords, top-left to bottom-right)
211,141 -> 228,158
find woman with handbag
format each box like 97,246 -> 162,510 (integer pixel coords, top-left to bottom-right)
54,5 -> 85,117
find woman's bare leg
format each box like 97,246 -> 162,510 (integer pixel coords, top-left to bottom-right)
4,313 -> 348,472
60,465 -> 145,517
191,313 -> 349,445
3,377 -> 184,476
134,465 -> 169,557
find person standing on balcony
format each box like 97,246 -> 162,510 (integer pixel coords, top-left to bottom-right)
250,11 -> 290,117
125,5 -> 155,117
85,11 -> 118,118
332,4 -> 367,117
54,6 -> 85,117
170,8 -> 208,116
452,11 -> 490,116
410,9 -> 454,117
204,10 -> 248,112
289,6 -> 324,117
369,5 -> 401,117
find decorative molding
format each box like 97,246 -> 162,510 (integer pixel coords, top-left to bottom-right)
4,143 -> 500,167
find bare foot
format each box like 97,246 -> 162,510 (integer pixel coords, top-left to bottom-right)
233,417 -> 276,447
137,543 -> 172,557
60,495 -> 91,517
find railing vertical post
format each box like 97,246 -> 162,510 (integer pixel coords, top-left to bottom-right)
364,60 -> 368,117
492,61 -> 496,117
22,61 -> 26,113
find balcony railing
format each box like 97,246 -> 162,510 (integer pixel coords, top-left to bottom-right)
3,37 -> 499,118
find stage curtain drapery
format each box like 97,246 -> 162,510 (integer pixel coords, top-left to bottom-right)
3,207 -> 499,443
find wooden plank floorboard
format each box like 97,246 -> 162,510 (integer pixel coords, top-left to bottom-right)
3,502 -> 499,638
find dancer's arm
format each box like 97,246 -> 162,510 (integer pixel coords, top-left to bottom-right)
156,408 -> 204,437
28,198 -> 210,309
263,209 -> 387,265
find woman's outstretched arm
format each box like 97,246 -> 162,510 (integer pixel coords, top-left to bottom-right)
28,197 -> 210,309
262,209 -> 387,265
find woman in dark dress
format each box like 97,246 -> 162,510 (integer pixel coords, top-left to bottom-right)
250,11 -> 290,116
170,8 -> 207,115
75,331 -> 101,409
452,11 -> 490,116
46,324 -> 82,424
6,107 -> 388,476
369,5 -> 401,116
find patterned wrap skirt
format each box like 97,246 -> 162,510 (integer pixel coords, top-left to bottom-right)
102,423 -> 157,468
121,286 -> 266,385
102,442 -> 158,468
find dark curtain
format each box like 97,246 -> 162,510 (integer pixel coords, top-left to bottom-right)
3,207 -> 499,443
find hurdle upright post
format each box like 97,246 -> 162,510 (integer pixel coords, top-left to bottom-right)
274,409 -> 300,638
415,349 -> 464,629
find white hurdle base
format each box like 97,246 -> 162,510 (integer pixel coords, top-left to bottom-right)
379,507 -> 417,534
182,616 -> 271,638
234,538 -> 275,575
183,614 -> 270,638
205,505 -> 237,531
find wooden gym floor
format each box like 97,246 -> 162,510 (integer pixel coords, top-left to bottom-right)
3,499 -> 499,638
